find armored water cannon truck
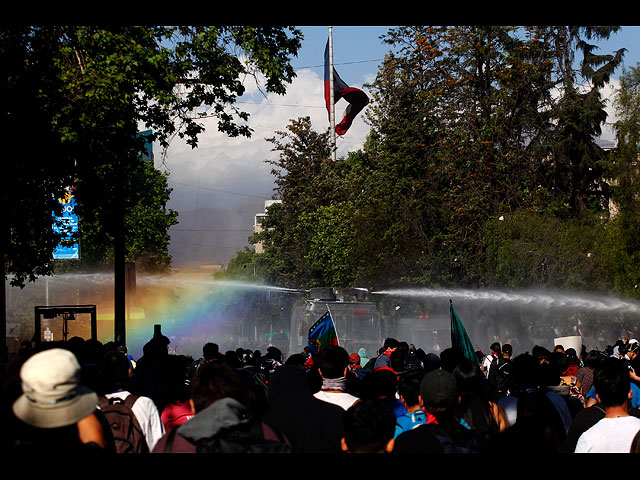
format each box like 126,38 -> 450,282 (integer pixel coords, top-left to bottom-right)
288,287 -> 383,358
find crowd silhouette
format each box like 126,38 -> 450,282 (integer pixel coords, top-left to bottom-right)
2,328 -> 640,454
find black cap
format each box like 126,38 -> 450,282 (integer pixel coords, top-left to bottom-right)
420,369 -> 458,409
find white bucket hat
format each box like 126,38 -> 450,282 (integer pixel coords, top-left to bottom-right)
12,348 -> 98,429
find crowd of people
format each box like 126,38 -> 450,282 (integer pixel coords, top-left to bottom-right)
2,330 -> 640,454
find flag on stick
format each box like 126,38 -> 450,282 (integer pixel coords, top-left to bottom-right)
324,38 -> 369,136
450,300 -> 478,365
308,309 -> 339,356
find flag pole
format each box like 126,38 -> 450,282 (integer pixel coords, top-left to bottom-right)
328,26 -> 337,161
325,303 -> 340,345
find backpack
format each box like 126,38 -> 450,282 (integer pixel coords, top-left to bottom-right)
98,394 -> 149,453
429,423 -> 481,453
164,418 -> 291,453
488,357 -> 513,395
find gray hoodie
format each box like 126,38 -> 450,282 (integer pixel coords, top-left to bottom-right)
176,397 -> 248,444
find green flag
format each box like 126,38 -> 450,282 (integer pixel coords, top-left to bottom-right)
450,299 -> 478,365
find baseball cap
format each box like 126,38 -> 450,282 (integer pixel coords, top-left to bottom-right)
420,368 -> 458,409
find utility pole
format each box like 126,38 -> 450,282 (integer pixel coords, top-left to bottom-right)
1,249 -> 5,351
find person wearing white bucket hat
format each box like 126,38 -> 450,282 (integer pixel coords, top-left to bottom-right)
10,348 -> 109,451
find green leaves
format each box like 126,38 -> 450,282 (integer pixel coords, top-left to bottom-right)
1,26 -> 302,285
482,210 -> 610,290
296,203 -> 358,287
225,26 -> 637,301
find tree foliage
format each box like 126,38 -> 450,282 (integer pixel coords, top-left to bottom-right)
602,63 -> 640,296
55,158 -> 179,273
233,26 -> 640,300
1,26 -> 302,286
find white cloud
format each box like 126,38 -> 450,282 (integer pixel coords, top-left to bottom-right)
600,77 -> 621,142
157,67 -> 371,208
155,65 -> 372,266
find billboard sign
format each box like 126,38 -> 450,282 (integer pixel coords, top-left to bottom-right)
139,129 -> 153,162
53,191 -> 80,260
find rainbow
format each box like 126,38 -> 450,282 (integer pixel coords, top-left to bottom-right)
126,277 -> 303,360
33,273 -> 302,361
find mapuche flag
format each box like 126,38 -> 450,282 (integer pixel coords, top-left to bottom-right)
450,300 -> 478,365
308,310 -> 339,356
324,39 -> 369,136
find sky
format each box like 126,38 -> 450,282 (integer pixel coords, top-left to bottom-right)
157,26 -> 640,270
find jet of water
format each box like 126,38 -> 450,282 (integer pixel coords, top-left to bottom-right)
371,287 -> 640,314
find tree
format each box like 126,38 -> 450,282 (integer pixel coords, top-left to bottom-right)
545,26 -> 625,219
602,62 -> 640,297
1,26 -> 302,346
253,117 -> 332,287
1,27 -> 76,288
482,210 -> 612,290
216,247 -> 263,282
236,26 -> 630,297
294,202 -> 359,287
360,26 -> 563,286
361,26 -> 624,288
54,156 -> 178,273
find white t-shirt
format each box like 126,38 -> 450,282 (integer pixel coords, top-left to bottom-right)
103,391 -> 166,451
482,354 -> 495,378
313,390 -> 359,410
575,415 -> 640,453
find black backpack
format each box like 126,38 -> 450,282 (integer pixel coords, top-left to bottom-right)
429,423 -> 481,454
488,357 -> 513,395
164,418 -> 291,453
98,395 -> 149,453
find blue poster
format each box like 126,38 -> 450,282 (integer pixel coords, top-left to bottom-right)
139,129 -> 154,162
53,192 -> 80,260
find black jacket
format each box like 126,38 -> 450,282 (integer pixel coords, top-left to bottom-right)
262,365 -> 346,453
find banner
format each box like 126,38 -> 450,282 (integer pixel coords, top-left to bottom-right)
52,191 -> 80,260
554,336 -> 582,354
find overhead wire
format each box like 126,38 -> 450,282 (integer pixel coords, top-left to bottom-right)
170,180 -> 272,200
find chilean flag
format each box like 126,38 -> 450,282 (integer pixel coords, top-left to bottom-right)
324,39 -> 369,136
